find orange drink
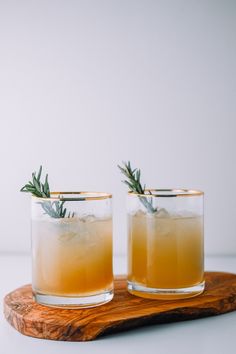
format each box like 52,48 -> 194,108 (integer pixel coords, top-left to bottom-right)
127,190 -> 204,299
31,192 -> 113,308
33,217 -> 113,296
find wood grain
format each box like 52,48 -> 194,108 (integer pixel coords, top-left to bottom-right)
4,272 -> 236,341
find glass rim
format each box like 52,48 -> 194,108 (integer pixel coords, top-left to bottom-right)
128,189 -> 204,197
32,191 -> 112,201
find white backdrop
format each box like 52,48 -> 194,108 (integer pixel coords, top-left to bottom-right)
0,0 -> 235,256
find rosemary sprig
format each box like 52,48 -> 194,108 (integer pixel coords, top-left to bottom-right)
21,166 -> 50,198
118,161 -> 157,213
20,166 -> 74,219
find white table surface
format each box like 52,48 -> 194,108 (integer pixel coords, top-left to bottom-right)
1,254 -> 236,354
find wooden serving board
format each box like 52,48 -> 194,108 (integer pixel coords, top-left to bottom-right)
4,272 -> 236,341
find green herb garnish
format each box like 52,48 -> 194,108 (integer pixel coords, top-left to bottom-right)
20,166 -> 74,218
118,161 -> 157,213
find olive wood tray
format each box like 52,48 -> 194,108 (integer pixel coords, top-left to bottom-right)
3,272 -> 236,341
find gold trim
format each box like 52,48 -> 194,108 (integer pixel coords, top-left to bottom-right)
32,191 -> 112,201
128,189 -> 204,197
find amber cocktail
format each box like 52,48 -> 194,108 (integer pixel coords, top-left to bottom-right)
127,189 -> 204,299
31,192 -> 113,308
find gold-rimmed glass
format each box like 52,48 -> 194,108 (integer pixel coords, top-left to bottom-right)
127,189 -> 204,299
31,192 -> 113,308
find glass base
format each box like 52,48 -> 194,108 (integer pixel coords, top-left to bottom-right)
33,289 -> 113,309
127,280 -> 205,300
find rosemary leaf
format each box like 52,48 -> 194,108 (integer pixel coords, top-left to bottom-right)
118,161 -> 157,213
20,166 -> 74,219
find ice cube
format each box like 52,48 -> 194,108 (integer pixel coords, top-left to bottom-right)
132,210 -> 147,217
80,214 -> 96,223
156,208 -> 170,218
59,231 -> 77,242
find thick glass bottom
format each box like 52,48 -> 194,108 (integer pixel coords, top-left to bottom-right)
127,280 -> 205,300
33,289 -> 113,309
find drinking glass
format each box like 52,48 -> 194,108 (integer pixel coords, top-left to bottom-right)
127,189 -> 204,299
31,192 -> 113,308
